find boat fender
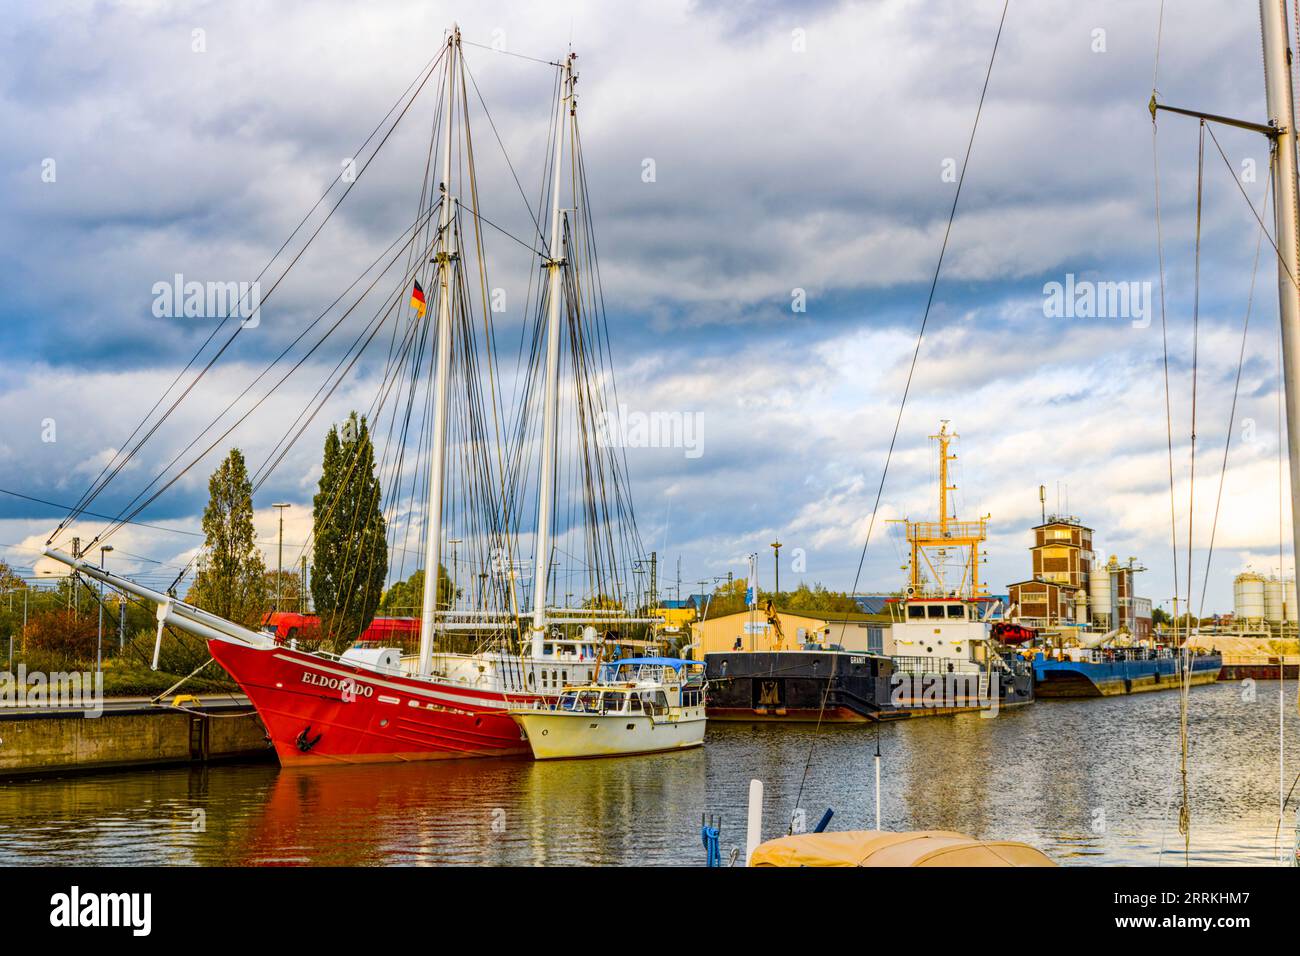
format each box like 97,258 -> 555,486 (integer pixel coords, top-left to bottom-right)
295,726 -> 323,752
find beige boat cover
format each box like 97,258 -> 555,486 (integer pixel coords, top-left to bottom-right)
749,830 -> 1057,867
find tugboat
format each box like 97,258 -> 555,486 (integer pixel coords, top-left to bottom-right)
885,593 -> 1034,716
509,657 -> 706,759
704,422 -> 1032,721
880,422 -> 1033,716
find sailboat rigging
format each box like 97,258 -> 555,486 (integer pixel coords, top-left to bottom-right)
40,25 -> 658,765
1149,0 -> 1300,861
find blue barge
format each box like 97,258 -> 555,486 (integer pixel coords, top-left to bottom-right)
1032,647 -> 1222,697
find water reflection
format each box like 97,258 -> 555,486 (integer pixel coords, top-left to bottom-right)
0,682 -> 1294,866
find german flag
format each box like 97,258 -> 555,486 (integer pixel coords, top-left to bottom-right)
409,279 -> 427,317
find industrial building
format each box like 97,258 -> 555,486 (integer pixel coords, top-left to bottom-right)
1005,514 -> 1152,639
689,608 -> 885,658
1006,516 -> 1093,628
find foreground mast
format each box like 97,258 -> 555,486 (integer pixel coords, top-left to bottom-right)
1150,0 -> 1300,607
1261,0 -> 1300,577
416,26 -> 460,676
531,53 -> 575,659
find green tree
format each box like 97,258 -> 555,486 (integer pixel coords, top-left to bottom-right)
701,579 -> 862,619
0,559 -> 24,593
312,412 -> 387,652
701,578 -> 749,618
380,567 -> 457,616
186,448 -> 267,626
263,569 -> 305,614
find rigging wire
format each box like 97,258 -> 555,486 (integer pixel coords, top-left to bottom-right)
1197,169 -> 1272,616
1279,318 -> 1289,854
795,0 -> 1011,817
836,0 -> 1009,621
50,47 -> 449,548
1176,121 -> 1207,865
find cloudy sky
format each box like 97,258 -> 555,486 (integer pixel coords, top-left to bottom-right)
0,0 -> 1292,614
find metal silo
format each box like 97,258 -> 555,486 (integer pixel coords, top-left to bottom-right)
1234,571 -> 1266,623
1265,576 -> 1286,624
1089,559 -> 1113,626
1274,576 -> 1300,627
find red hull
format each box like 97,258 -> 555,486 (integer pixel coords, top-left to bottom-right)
208,639 -> 539,766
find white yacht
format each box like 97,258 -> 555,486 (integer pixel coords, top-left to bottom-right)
510,657 -> 706,759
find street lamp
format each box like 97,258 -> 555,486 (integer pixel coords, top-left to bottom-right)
770,540 -> 782,598
272,503 -> 291,612
448,538 -> 462,610
97,545 -> 113,676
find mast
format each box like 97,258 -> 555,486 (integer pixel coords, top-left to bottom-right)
894,421 -> 988,598
1261,0 -> 1300,583
416,26 -> 459,676
932,421 -> 956,534
530,53 -> 575,659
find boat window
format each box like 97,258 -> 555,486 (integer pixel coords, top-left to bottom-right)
628,695 -> 642,712
946,604 -> 965,619
927,605 -> 945,619
601,692 -> 624,712
562,670 -> 568,683
908,605 -> 926,620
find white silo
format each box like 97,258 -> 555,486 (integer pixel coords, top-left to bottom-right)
1089,559 -> 1113,627
1234,571 -> 1266,623
1271,576 -> 1299,630
1265,576 -> 1286,624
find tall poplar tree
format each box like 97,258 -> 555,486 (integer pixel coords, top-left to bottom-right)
187,448 -> 267,626
312,412 -> 387,651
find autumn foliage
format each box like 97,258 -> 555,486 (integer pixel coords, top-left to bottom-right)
23,609 -> 99,668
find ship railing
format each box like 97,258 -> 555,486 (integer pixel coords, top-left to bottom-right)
1077,646 -> 1169,663
890,655 -> 980,675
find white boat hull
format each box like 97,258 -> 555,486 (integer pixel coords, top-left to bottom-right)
511,708 -> 706,760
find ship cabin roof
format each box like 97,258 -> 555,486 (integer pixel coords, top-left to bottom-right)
597,657 -> 705,686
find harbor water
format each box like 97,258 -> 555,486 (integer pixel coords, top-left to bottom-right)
1,681 -> 1296,866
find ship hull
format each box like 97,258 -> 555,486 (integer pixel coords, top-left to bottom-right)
207,638 -> 537,766
705,650 -> 1033,721
878,666 -> 1034,717
705,650 -> 892,722
1033,653 -> 1222,698
509,710 -> 705,759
